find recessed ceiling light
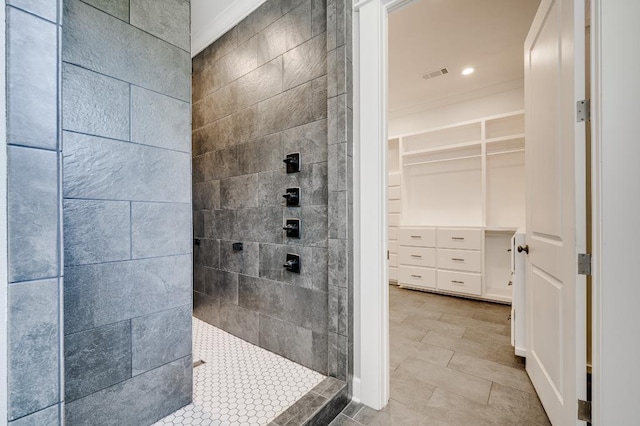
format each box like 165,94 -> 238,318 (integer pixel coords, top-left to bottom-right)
462,67 -> 475,76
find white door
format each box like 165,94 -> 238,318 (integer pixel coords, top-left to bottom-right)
524,0 -> 587,425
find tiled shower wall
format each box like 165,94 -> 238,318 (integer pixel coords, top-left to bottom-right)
192,0 -> 353,386
192,0 -> 331,374
61,0 -> 192,424
5,0 -> 63,423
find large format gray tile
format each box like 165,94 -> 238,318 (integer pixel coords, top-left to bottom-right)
8,279 -> 59,421
8,404 -> 59,426
63,132 -> 191,203
193,180 -> 221,211
259,314 -> 315,369
204,209 -> 237,241
396,357 -> 492,404
193,82 -> 238,128
284,205 -> 328,248
65,355 -> 192,426
220,174 -> 259,209
236,207 -> 284,244
353,399 -> 439,426
219,240 -> 259,277
6,7 -> 57,150
63,199 -> 131,266
193,291 -> 220,327
389,368 -> 437,415
81,0 -> 129,21
64,321 -> 132,402
283,33 -> 327,90
8,146 -> 58,283
425,387 -> 511,426
64,255 -> 192,334
236,0 -> 284,44
488,383 -> 551,426
130,0 -> 190,51
62,63 -> 129,141
257,82 -> 315,135
447,353 -> 535,394
283,119 -> 328,165
218,303 -> 259,345
283,285 -> 327,334
8,0 -> 58,22
237,132 -> 284,175
257,162 -> 328,207
132,202 -> 192,258
215,106 -> 259,148
238,275 -> 285,319
131,86 -> 191,152
195,238 -> 220,269
237,56 -> 283,109
132,304 -> 192,375
63,0 -> 190,101
205,268 -> 239,304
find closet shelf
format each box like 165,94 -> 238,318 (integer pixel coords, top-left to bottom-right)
485,133 -> 525,144
404,154 -> 482,166
402,140 -> 481,157
486,148 -> 525,156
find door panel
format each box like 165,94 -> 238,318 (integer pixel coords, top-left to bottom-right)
524,0 -> 587,424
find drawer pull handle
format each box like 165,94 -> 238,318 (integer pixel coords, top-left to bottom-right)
410,235 -> 422,239
411,255 -> 422,258
451,280 -> 465,285
411,274 -> 422,278
451,237 -> 465,240
451,258 -> 465,261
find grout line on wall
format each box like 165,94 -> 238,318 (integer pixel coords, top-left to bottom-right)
129,201 -> 133,259
76,0 -> 192,55
64,196 -> 191,206
61,61 -> 191,104
61,128 -> 192,155
64,252 -> 192,269
5,4 -> 58,25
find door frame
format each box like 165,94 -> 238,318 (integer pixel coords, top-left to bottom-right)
1,2 -> 9,423
353,0 -> 607,418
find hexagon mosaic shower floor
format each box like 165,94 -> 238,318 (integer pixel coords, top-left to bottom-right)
154,317 -> 325,426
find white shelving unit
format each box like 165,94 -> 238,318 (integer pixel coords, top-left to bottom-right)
388,111 -> 525,303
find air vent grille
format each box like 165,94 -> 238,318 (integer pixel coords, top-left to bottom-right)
422,67 -> 449,80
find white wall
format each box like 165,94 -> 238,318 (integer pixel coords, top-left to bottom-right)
1,3 -> 7,423
389,86 -> 524,137
191,0 -> 267,57
593,0 -> 640,424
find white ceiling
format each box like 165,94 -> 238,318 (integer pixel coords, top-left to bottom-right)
388,0 -> 540,116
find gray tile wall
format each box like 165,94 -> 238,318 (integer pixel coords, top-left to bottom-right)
326,0 -> 353,390
5,0 -> 63,424
61,0 -> 192,424
192,0 -> 331,375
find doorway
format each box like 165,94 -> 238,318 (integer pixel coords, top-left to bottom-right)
359,2 -> 586,424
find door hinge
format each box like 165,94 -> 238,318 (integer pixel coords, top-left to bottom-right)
578,399 -> 592,422
577,99 -> 591,122
578,253 -> 592,275
387,250 -> 390,260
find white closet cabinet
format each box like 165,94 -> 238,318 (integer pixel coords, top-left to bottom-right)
388,139 -> 401,283
389,111 -> 525,303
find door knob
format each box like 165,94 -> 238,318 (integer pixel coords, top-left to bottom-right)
517,245 -> 529,254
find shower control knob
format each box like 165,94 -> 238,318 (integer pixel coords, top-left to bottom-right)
282,187 -> 300,206
283,219 -> 301,239
283,253 -> 301,274
283,153 -> 300,173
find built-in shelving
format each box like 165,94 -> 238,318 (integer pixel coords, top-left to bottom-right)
388,110 -> 526,303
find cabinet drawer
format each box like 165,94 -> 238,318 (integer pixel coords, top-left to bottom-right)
389,253 -> 398,267
389,267 -> 398,281
437,249 -> 482,272
388,173 -> 401,186
388,199 -> 401,213
399,227 -> 436,247
388,186 -> 401,200
389,227 -> 398,240
399,247 -> 436,267
437,228 -> 482,250
437,270 -> 482,295
399,266 -> 436,289
389,240 -> 398,253
389,214 -> 400,227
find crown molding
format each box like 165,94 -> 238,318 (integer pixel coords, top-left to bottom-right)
191,0 -> 267,58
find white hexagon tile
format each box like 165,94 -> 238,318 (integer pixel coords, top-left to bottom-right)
154,317 -> 325,426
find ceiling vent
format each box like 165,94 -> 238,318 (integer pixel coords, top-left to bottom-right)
422,67 -> 449,80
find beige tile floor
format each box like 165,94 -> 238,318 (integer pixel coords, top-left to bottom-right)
331,285 -> 551,426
